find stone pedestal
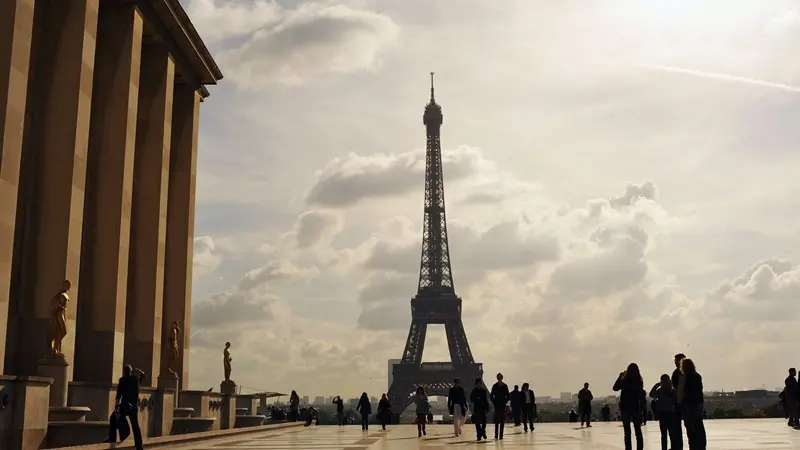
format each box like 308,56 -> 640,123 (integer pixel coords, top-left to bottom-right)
220,380 -> 237,396
37,356 -> 69,407
0,375 -> 53,450
158,373 -> 180,407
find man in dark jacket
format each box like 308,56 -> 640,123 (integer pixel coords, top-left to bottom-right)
490,373 -> 510,440
671,353 -> 686,450
510,385 -> 522,426
106,365 -> 145,449
578,382 -> 593,427
785,368 -> 799,427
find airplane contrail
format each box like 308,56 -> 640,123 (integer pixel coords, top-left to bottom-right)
638,64 -> 800,94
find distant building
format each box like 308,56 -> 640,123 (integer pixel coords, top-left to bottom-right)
388,358 -> 401,391
560,392 -> 572,401
301,396 -> 309,405
314,396 -> 324,405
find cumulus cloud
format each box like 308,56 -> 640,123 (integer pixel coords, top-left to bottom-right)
293,210 -> 343,249
192,290 -> 278,327
306,146 -> 530,207
193,236 -> 222,278
209,2 -> 399,87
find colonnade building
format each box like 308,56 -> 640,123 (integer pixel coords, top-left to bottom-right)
1,0 -> 222,447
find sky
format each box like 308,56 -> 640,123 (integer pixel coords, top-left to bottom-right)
180,0 -> 800,400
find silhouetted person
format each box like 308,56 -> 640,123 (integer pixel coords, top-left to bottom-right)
614,363 -> 645,450
289,390 -> 300,421
601,404 -> 611,422
651,374 -> 679,450
470,378 -> 489,441
578,382 -> 593,427
568,409 -> 578,422
671,353 -> 686,450
377,394 -> 391,430
510,384 -> 522,426
490,372 -> 510,440
678,358 -> 706,450
448,378 -> 468,437
356,392 -> 372,431
332,396 -> 344,426
106,365 -> 145,449
412,386 -> 430,437
785,368 -> 799,427
520,382 -> 536,432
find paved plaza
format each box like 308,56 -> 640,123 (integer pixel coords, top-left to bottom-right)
172,419 -> 800,449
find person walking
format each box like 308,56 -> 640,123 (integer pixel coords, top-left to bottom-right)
510,385 -> 522,426
650,374 -> 679,450
671,353 -> 686,450
490,372 -> 510,440
470,378 -> 490,441
448,378 -> 468,437
578,382 -> 593,427
412,387 -> 430,437
377,394 -> 391,430
106,365 -> 145,450
520,382 -> 536,432
356,393 -> 372,431
785,368 -> 799,427
613,363 -> 645,450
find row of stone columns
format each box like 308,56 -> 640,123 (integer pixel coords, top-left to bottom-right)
0,0 -> 199,400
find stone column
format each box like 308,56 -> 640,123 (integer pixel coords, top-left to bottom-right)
124,44 -> 174,386
74,1 -> 143,386
0,0 -> 35,375
14,0 -> 99,379
161,84 -> 200,391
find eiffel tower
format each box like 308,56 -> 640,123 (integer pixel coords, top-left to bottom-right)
387,74 -> 483,418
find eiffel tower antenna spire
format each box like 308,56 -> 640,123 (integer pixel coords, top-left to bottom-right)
430,72 -> 435,101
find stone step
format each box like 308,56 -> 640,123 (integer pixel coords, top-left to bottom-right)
173,406 -> 195,418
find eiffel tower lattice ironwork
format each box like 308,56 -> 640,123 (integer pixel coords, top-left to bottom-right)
387,73 -> 483,418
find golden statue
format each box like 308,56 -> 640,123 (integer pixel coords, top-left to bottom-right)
223,342 -> 232,382
167,321 -> 181,375
50,280 -> 71,357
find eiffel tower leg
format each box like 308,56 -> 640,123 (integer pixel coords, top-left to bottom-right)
402,320 -> 427,364
445,319 -> 474,365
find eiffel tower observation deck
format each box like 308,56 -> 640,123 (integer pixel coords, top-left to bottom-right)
386,74 -> 483,417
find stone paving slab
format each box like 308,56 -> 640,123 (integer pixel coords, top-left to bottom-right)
170,419 -> 800,449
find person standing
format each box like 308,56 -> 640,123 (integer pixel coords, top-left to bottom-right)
470,378 -> 490,441
510,385 -> 522,426
613,363 -> 645,450
671,353 -> 686,450
289,390 -> 300,421
106,365 -> 145,450
678,359 -> 706,450
332,396 -> 344,426
490,373 -> 510,440
650,374 -> 679,450
377,394 -> 391,430
356,393 -> 372,431
448,378 -> 468,437
578,382 -> 593,427
785,368 -> 799,427
520,382 -> 536,432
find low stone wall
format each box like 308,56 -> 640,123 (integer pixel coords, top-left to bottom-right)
0,375 -> 53,450
45,420 -> 300,450
179,390 -> 235,430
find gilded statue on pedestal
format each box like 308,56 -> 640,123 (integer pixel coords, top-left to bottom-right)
167,321 -> 182,375
223,342 -> 232,382
50,280 -> 71,357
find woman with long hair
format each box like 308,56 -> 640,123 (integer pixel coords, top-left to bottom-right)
678,358 -> 707,449
613,362 -> 645,450
650,374 -> 678,450
356,392 -> 372,431
411,386 -> 430,437
289,390 -> 300,421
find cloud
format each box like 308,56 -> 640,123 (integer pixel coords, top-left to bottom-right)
212,3 -> 399,87
193,236 -> 222,278
238,260 -> 318,291
192,290 -> 278,327
292,210 -> 343,249
306,145 -> 534,208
